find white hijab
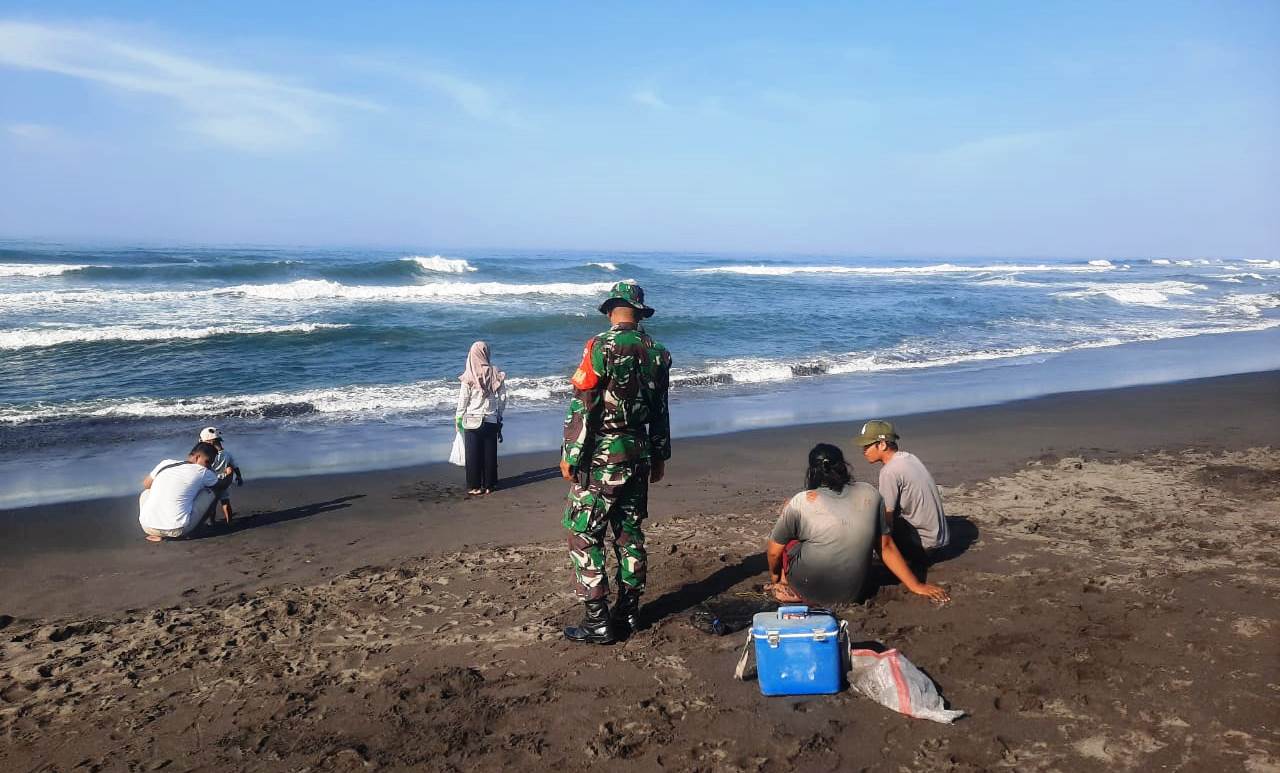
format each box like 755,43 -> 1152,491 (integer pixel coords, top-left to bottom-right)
460,341 -> 506,396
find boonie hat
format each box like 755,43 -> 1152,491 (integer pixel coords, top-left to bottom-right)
199,426 -> 222,442
856,420 -> 898,447
598,280 -> 655,318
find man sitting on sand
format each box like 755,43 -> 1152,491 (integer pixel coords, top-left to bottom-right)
138,442 -> 233,542
765,443 -> 949,605
858,420 -> 949,569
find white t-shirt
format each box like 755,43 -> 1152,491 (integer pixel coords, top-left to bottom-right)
138,460 -> 220,531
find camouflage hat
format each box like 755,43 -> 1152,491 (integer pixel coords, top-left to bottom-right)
598,280 -> 655,318
855,419 -> 899,447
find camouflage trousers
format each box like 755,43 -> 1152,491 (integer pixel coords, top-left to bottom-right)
562,458 -> 650,601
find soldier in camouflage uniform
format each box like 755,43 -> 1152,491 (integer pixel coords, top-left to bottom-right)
561,281 -> 672,644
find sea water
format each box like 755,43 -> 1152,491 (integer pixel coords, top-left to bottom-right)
1,243 -> 1278,507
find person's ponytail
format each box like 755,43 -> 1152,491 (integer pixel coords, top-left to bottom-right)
804,443 -> 852,493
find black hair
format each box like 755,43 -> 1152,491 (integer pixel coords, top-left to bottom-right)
190,441 -> 219,461
883,440 -> 899,451
805,443 -> 853,493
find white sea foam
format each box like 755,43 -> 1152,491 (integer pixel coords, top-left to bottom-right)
1151,259 -> 1172,265
0,279 -> 618,309
1088,259 -> 1113,267
701,358 -> 796,384
976,277 -> 1051,288
690,262 -> 1117,276
587,262 -> 619,271
1213,293 -> 1280,317
402,255 -> 475,273
1052,281 -> 1206,306
1242,259 -> 1280,269
0,323 -> 348,351
231,279 -> 614,301
0,373 -> 569,425
1212,272 -> 1266,283
0,263 -> 91,277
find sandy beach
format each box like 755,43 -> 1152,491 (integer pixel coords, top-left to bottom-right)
1,371 -> 1278,772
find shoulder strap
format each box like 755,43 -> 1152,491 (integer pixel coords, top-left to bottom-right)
154,461 -> 188,478
733,629 -> 756,680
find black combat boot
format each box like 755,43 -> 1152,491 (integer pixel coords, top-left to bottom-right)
612,588 -> 642,638
564,599 -> 616,644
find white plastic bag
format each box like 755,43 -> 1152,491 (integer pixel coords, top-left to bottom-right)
848,648 -> 964,723
448,431 -> 466,466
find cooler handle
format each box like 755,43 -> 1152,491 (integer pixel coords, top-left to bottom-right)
777,605 -> 809,619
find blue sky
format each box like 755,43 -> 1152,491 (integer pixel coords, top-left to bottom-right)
1,2 -> 1276,256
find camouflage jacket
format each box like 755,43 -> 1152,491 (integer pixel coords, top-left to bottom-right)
561,323 -> 672,468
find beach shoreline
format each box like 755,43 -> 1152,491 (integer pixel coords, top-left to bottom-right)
2,369 -> 1276,620
4,325 -> 1280,511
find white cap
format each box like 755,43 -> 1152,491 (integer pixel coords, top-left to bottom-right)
199,426 -> 222,442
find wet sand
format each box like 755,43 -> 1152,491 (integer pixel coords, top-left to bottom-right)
1,371 -> 1278,771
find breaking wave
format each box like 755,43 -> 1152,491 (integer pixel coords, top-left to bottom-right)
0,323 -> 349,351
0,263 -> 93,277
690,262 -> 1120,276
1,279 -> 619,308
8,315 -> 1278,426
1052,281 -> 1206,306
401,255 -> 476,273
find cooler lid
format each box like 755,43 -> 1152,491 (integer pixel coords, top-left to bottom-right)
750,606 -> 839,636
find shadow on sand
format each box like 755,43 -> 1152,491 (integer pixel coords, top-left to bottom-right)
191,495 -> 365,539
644,553 -> 769,626
496,466 -> 562,491
867,514 -> 980,590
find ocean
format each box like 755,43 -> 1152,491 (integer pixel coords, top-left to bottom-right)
2,242 -> 1278,508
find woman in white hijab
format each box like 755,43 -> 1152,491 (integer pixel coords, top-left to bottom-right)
455,341 -> 508,495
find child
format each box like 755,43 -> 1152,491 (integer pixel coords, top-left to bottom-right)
199,426 -> 244,524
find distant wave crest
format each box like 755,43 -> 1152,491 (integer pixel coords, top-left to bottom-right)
231,279 -> 614,301
401,255 -> 476,273
0,263 -> 92,277
690,262 -> 1119,276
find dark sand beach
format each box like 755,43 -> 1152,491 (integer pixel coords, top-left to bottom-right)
1,371 -> 1278,771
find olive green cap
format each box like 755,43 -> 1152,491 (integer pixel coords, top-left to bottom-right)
855,419 -> 899,447
598,280 -> 655,318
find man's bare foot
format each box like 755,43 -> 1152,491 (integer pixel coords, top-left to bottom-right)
767,582 -> 804,603
145,534 -> 163,543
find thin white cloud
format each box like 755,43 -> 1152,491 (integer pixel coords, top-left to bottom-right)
343,56 -> 519,125
0,20 -> 377,151
631,88 -> 670,111
7,122 -> 58,141
4,121 -> 82,151
920,130 -> 1068,167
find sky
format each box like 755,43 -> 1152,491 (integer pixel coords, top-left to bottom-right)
0,1 -> 1277,257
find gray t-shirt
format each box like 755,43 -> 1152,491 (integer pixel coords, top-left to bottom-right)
878,451 -> 949,550
770,482 -> 888,604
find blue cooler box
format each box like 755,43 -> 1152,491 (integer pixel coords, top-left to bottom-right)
751,605 -> 843,696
